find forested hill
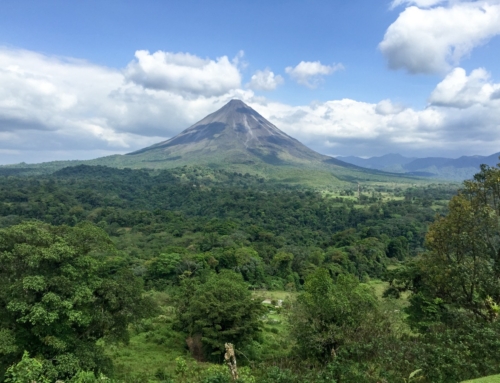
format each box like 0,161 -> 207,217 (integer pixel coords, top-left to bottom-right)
0,165 -> 454,283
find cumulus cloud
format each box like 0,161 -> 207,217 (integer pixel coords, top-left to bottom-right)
285,61 -> 344,88
375,99 -> 407,115
124,50 -> 241,96
252,99 -> 443,153
492,89 -> 500,100
247,69 -> 284,91
246,68 -> 500,157
429,67 -> 500,108
380,1 -> 500,74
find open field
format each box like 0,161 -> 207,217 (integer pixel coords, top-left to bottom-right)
463,375 -> 500,383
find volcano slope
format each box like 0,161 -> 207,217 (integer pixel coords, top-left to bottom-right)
129,99 -> 338,167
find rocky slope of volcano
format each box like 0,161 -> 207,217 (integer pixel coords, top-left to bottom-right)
126,99 -> 349,168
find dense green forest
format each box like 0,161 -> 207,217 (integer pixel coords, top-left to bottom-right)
2,164 -> 500,382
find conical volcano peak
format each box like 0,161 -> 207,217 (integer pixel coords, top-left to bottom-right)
200,99 -> 267,126
148,99 -> 291,150
216,99 -> 257,116
128,99 -> 331,166
222,99 -> 249,109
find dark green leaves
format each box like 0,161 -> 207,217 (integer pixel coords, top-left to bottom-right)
0,221 -> 153,379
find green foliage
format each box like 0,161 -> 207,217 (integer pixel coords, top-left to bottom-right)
0,164 -> 476,382
175,356 -> 188,377
0,221 -> 155,380
201,365 -> 231,383
387,236 -> 409,260
174,271 -> 265,361
258,367 -> 297,383
402,164 -> 500,328
288,268 -> 380,362
146,253 -> 183,288
464,375 -> 500,383
4,352 -> 49,383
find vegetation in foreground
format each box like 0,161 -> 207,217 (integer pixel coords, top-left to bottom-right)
0,163 -> 499,382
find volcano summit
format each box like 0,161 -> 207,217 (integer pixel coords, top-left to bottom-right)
127,100 -> 347,168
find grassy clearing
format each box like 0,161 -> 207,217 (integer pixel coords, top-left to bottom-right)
108,329 -> 188,379
259,307 -> 292,360
106,290 -> 296,380
463,375 -> 500,383
106,291 -> 191,380
366,279 -> 410,305
252,290 -> 296,359
252,289 -> 296,303
366,279 -> 389,299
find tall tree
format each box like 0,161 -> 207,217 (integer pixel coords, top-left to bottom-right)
174,270 -> 264,361
407,164 -> 500,327
288,268 -> 380,362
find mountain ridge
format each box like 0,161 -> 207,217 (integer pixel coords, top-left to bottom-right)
338,152 -> 500,181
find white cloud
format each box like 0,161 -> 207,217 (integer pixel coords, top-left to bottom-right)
247,68 -> 500,157
429,67 -> 500,107
492,89 -> 500,100
380,1 -> 500,74
251,99 -> 443,152
375,99 -> 407,115
285,61 -> 344,88
247,69 -> 284,91
124,50 -> 241,96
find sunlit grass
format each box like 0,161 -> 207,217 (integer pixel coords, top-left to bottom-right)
463,375 -> 500,383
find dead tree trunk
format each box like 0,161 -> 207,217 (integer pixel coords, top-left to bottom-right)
224,343 -> 239,381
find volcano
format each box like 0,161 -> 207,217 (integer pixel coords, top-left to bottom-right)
1,99 -> 411,185
127,99 -> 349,168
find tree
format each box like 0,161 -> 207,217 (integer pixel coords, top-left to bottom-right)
146,252 -> 182,287
4,352 -> 49,383
406,164 -> 500,327
288,268 -> 380,362
0,221 -> 153,380
387,236 -> 409,260
174,270 -> 265,361
271,251 -> 294,279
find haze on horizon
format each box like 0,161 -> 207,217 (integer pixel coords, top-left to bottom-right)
1,0 -> 500,165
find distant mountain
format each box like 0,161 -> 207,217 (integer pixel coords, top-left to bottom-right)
403,153 -> 500,172
339,152 -> 500,181
338,154 -> 416,172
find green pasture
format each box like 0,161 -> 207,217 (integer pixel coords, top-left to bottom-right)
463,375 -> 500,383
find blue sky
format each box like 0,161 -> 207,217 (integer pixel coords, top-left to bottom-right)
1,0 -> 500,164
